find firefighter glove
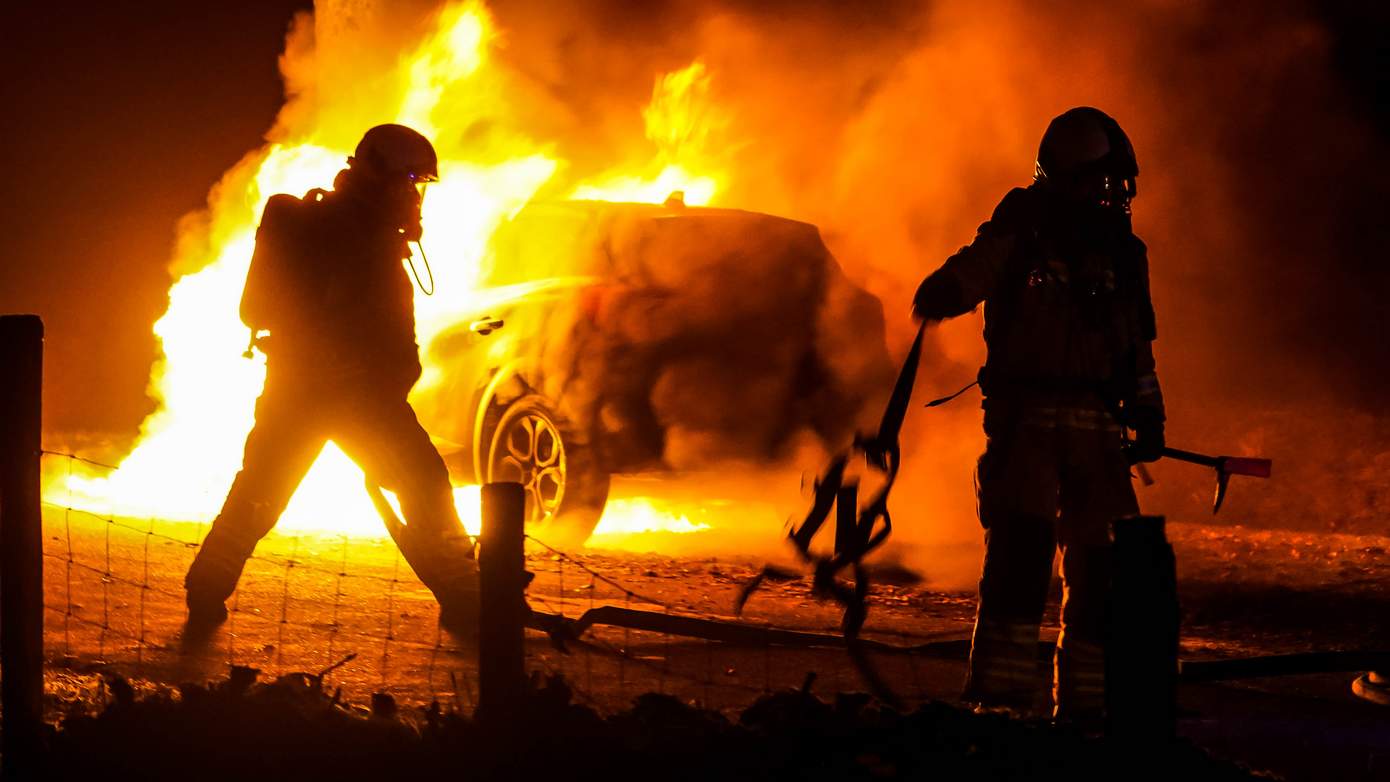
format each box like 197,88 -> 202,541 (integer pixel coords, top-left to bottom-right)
1125,415 -> 1165,464
913,274 -> 961,322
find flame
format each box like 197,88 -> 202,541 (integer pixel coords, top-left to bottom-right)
570,163 -> 717,208
57,4 -> 726,544
592,497 -> 710,537
569,60 -> 726,206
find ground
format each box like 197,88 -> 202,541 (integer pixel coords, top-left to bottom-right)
38,503 -> 1390,780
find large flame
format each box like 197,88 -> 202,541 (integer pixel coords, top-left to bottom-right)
60,2 -> 725,544
571,60 -> 724,206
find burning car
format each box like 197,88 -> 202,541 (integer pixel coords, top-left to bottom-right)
414,197 -> 895,544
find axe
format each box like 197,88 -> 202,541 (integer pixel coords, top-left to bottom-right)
1135,447 -> 1272,513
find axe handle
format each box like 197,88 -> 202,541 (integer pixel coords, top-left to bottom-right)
1162,447 -> 1272,478
1160,447 -> 1221,468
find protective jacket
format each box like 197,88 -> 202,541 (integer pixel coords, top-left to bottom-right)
914,185 -> 1163,423
917,184 -> 1165,719
240,187 -> 421,390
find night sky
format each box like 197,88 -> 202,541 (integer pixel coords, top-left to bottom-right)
2,1 -> 1386,443
1,1 -> 311,439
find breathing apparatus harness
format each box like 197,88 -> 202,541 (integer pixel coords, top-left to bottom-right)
407,238 -> 434,297
240,184 -> 436,360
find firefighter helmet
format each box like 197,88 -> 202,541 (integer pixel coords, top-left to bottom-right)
351,124 -> 439,183
1034,107 -> 1137,212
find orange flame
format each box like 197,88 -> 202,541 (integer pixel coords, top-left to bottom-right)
59,3 -> 724,544
571,60 -> 725,206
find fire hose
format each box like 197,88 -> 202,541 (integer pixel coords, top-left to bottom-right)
730,322 -> 931,705
736,322 -> 927,629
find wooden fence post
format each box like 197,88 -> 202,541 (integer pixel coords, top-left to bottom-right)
477,481 -> 526,720
1106,514 -> 1179,745
0,315 -> 45,777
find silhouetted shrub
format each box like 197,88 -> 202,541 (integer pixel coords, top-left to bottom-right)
43,668 -> 1269,781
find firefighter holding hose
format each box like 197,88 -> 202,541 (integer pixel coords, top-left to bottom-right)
184,124 -> 478,629
913,107 -> 1165,720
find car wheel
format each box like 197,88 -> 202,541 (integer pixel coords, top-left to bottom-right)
483,394 -> 610,547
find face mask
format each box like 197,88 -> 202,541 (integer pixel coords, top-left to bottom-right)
1045,190 -> 1131,251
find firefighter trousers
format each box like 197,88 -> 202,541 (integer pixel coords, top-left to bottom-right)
185,369 -> 475,615
963,399 -> 1138,719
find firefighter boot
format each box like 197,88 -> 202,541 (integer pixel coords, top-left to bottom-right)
1053,543 -> 1114,726
963,517 -> 1056,712
184,522 -> 260,626
434,555 -> 481,636
394,524 -> 480,635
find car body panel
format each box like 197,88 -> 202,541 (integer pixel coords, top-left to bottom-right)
412,199 -> 894,489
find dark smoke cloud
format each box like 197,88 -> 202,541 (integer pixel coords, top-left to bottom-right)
17,1 -> 1384,577
0,1 -> 311,439
474,0 -> 1389,555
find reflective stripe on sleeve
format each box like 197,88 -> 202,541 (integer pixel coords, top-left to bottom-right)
1135,373 -> 1162,400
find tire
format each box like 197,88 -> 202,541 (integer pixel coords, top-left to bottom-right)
483,394 -> 610,547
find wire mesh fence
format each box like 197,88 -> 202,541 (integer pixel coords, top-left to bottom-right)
37,448 -> 960,723
40,449 -> 485,712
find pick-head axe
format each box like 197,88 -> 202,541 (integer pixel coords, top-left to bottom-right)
1134,447 -> 1272,513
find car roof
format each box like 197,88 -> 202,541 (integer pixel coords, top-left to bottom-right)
516,199 -> 820,233
483,198 -> 832,287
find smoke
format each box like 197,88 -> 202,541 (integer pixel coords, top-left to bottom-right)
472,0 -> 1388,574
103,0 -> 1386,581
415,204 -> 897,476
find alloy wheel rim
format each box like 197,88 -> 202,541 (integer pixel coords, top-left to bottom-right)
493,411 -> 565,523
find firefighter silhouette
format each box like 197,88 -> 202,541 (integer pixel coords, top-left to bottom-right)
913,107 -> 1165,720
184,125 -> 478,628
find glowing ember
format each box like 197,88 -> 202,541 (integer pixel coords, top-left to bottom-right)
55,3 -> 724,543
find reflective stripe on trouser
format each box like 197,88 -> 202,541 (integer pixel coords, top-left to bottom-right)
965,618 -> 1042,706
1054,543 -> 1112,719
1017,406 -> 1122,433
964,515 -> 1054,708
1054,636 -> 1105,719
969,399 -> 1138,714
